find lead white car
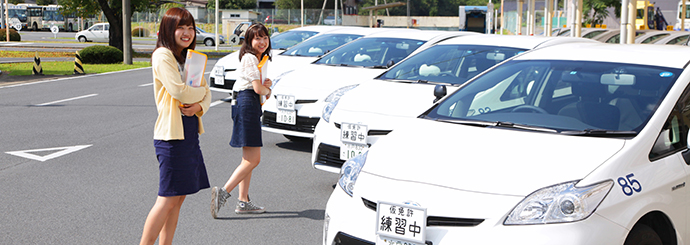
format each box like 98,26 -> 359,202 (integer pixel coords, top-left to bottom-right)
324,42 -> 690,245
312,34 -> 597,173
209,25 -> 342,92
261,30 -> 478,141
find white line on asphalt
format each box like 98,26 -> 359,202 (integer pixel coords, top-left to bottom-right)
35,94 -> 98,106
210,96 -> 232,107
0,67 -> 152,89
139,83 -> 153,87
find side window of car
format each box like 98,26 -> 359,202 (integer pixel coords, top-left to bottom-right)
649,86 -> 690,161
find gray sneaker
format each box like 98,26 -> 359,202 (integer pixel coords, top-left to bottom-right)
235,200 -> 266,214
210,186 -> 230,219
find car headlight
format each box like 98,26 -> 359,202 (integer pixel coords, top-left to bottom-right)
338,150 -> 368,197
322,84 -> 358,123
504,180 -> 613,225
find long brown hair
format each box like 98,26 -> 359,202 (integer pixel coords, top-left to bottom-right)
155,7 -> 196,64
239,23 -> 272,62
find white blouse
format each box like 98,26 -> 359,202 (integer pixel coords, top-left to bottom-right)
233,53 -> 261,92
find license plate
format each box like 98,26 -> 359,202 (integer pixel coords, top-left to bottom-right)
340,142 -> 368,160
340,123 -> 367,145
276,109 -> 296,125
276,94 -> 295,110
213,66 -> 224,85
376,201 -> 427,245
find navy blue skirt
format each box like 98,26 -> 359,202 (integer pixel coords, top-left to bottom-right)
154,115 -> 210,197
230,90 -> 263,147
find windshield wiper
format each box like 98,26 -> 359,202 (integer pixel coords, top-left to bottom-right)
366,65 -> 388,69
492,121 -> 558,133
560,129 -> 638,137
427,117 -> 495,127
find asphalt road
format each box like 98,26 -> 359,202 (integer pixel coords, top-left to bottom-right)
0,60 -> 339,244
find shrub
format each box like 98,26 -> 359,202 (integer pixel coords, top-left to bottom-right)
0,28 -> 21,41
131,27 -> 150,37
79,45 -> 123,64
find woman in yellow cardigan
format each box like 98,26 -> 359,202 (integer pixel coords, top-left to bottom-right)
140,7 -> 211,245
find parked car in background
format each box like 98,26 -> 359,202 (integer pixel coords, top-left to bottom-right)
323,15 -> 341,25
312,35 -> 598,173
75,23 -> 109,42
209,25 -> 343,92
195,27 -> 225,46
261,30 -> 476,141
265,15 -> 289,24
324,42 -> 690,245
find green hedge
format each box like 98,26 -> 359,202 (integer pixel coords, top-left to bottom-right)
0,28 -> 21,41
79,45 -> 123,64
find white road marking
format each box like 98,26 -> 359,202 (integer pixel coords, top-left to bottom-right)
6,145 -> 92,162
34,93 -> 98,106
210,96 -> 232,107
139,83 -> 153,87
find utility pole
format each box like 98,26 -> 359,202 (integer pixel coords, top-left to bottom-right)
215,0 -> 218,51
5,0 -> 8,43
123,0 -> 132,64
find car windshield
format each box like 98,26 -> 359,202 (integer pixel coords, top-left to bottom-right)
314,37 -> 425,68
271,30 -> 319,50
281,33 -> 363,57
423,60 -> 679,136
378,44 -> 527,85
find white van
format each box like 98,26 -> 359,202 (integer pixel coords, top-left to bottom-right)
324,42 -> 690,245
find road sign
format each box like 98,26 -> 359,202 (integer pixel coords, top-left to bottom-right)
9,18 -> 21,31
228,34 -> 240,45
50,26 -> 59,38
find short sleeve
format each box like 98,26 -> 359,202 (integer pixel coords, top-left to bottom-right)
241,54 -> 261,82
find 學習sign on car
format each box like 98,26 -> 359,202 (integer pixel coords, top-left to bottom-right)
324,42 -> 690,245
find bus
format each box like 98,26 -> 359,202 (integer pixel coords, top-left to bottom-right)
19,4 -> 83,31
1,4 -> 28,30
636,0 -> 655,30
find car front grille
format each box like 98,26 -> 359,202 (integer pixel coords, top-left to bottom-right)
335,123 -> 393,136
316,143 -> 346,168
210,77 -> 236,90
262,111 -> 319,133
362,198 -> 485,227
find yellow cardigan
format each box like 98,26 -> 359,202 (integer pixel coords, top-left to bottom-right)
152,48 -> 211,140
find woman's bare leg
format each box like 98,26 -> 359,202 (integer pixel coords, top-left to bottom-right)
140,195 -> 186,245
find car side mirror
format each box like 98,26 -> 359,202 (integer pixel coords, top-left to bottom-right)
433,85 -> 447,103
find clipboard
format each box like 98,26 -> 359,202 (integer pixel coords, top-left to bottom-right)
258,55 -> 269,105
184,49 -> 208,87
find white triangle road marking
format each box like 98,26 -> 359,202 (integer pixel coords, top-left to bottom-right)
5,145 -> 92,162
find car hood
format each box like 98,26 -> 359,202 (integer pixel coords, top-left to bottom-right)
336,80 -> 458,118
361,118 -> 625,196
272,64 -> 386,99
268,55 -> 318,80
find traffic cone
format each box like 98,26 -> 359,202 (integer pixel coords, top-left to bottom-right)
73,51 -> 84,75
32,51 -> 43,75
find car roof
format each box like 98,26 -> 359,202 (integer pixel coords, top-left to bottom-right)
434,34 -> 597,50
513,42 -> 690,69
652,31 -> 690,45
283,25 -> 346,33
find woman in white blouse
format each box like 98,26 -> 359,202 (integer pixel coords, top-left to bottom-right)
211,23 -> 273,218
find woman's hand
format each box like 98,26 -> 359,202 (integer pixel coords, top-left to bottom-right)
180,103 -> 202,116
263,78 -> 273,88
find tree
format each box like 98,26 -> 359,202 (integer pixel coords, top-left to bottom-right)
36,0 -> 55,5
57,0 -> 159,52
207,0 -> 256,10
8,0 -> 25,4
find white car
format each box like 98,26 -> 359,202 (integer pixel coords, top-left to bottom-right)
261,30 -> 478,141
312,34 -> 598,173
209,25 -> 345,92
324,42 -> 690,245
75,23 -> 109,42
195,27 -> 225,46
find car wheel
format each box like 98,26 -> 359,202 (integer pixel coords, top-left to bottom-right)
78,36 -> 87,42
284,135 -> 311,142
624,224 -> 662,245
205,38 -> 214,46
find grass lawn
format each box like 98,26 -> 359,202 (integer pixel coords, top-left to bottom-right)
0,61 -> 151,76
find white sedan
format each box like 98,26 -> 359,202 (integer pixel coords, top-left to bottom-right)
261,30 -> 478,141
312,34 -> 598,173
324,42 -> 690,245
209,25 -> 345,92
75,23 -> 109,42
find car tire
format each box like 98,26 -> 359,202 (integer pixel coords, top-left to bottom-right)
78,36 -> 87,42
205,38 -> 214,46
284,135 -> 311,142
624,224 -> 662,245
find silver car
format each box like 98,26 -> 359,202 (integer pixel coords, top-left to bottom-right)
196,27 -> 225,46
